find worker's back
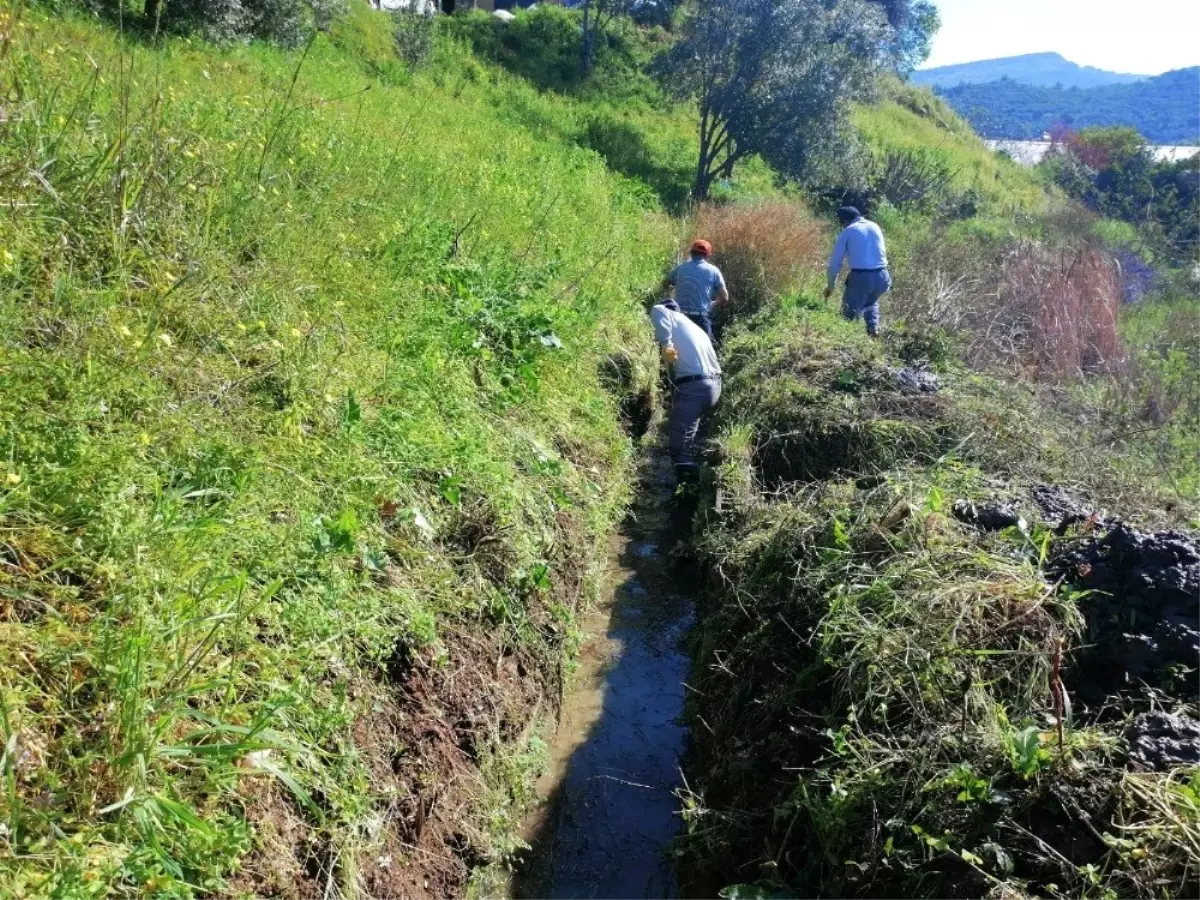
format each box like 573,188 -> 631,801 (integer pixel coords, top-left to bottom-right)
650,305 -> 721,378
669,257 -> 726,315
836,218 -> 888,270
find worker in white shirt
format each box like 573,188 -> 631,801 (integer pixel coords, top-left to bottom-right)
649,299 -> 722,484
823,206 -> 891,337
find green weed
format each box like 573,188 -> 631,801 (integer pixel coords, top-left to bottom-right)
0,2 -> 669,893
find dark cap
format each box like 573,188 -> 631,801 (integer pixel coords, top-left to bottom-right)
837,206 -> 861,225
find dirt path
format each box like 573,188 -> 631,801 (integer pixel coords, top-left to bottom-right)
513,444 -> 694,899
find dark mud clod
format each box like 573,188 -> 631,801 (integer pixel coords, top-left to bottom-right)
1054,523 -> 1200,703
1032,484 -> 1105,532
952,499 -> 1024,531
893,365 -> 941,393
1127,712 -> 1200,771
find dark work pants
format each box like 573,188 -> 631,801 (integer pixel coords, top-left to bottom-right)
683,311 -> 714,340
669,376 -> 721,476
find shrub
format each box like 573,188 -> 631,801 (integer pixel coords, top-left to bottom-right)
871,145 -> 955,211
391,7 -> 434,67
163,0 -> 346,45
692,201 -> 827,321
438,6 -> 654,97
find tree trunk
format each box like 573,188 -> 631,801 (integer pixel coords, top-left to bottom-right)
579,0 -> 594,76
694,110 -> 713,200
145,0 -> 161,27
694,155 -> 712,200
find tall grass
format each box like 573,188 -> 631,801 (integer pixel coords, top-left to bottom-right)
692,201 -> 827,321
0,3 -> 670,894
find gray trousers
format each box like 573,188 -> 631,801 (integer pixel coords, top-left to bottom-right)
669,376 -> 721,470
842,268 -> 891,335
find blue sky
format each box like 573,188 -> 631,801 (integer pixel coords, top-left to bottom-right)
921,0 -> 1200,75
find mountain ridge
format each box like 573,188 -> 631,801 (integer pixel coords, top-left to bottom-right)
931,66 -> 1200,145
914,52 -> 1149,89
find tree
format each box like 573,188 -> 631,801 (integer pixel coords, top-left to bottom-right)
652,0 -> 889,199
867,0 -> 939,74
579,0 -> 628,77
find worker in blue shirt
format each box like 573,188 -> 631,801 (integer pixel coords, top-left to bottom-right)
823,206 -> 891,337
662,239 -> 729,340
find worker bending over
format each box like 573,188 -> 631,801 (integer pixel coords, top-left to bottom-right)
824,206 -> 891,337
662,239 -> 729,340
650,299 -> 722,484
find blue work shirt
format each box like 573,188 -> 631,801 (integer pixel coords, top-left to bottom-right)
827,218 -> 888,289
668,257 -> 727,315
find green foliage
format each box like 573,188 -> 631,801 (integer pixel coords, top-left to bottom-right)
0,3 -> 669,893
154,0 -> 348,46
934,67 -> 1200,145
438,6 -> 658,99
652,0 -> 890,198
578,108 -> 694,209
390,7 -> 435,68
1005,724 -> 1052,778
678,304 -> 1196,899
1040,127 -> 1199,267
865,0 -> 938,75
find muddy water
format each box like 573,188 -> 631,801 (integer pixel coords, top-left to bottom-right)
514,450 -> 693,900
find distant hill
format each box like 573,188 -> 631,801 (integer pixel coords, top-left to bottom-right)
913,52 -> 1146,90
932,67 -> 1200,145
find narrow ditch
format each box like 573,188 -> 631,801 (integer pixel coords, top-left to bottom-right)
513,442 -> 694,899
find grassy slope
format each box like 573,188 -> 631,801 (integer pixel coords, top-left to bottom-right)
678,299 -> 1198,899
675,67 -> 1197,900
0,3 -> 672,895
854,80 -> 1051,218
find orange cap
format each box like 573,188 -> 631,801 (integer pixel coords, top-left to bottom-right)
690,239 -> 712,256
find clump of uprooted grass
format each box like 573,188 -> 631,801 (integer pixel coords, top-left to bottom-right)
692,201 -> 827,322
0,5 -> 669,896
711,303 -> 1075,491
677,305 -> 1198,900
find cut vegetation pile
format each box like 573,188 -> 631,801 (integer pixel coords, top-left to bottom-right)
679,302 -> 1199,899
0,4 -> 669,896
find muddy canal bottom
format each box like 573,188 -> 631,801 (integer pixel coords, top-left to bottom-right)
515,455 -> 693,899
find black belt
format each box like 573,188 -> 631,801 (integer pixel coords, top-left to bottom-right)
851,267 -> 887,273
674,374 -> 720,385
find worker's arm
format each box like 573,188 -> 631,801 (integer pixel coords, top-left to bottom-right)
713,270 -> 729,307
650,307 -> 679,364
661,265 -> 678,297
825,229 -> 848,296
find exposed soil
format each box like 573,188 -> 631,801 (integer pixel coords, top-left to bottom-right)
230,514 -> 594,899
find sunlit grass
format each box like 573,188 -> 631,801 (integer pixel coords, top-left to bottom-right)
0,2 -> 670,893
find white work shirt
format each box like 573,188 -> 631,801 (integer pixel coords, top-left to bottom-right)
650,305 -> 721,379
827,218 -> 888,287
